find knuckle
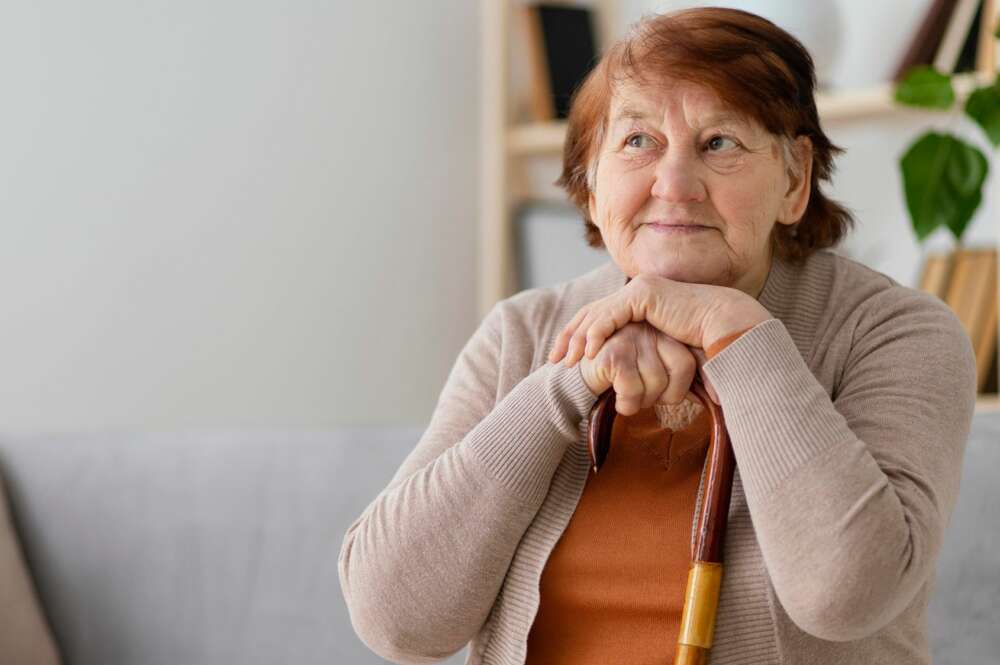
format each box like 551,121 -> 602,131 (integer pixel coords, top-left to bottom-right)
678,354 -> 696,374
650,373 -> 670,394
605,335 -> 633,353
663,387 -> 686,405
598,343 -> 615,359
614,375 -> 642,396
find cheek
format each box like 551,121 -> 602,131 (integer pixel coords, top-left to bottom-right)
715,174 -> 783,240
598,169 -> 650,228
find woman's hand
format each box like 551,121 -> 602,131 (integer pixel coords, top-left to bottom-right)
549,273 -> 770,369
575,321 -> 701,415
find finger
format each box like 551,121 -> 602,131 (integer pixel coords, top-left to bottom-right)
654,334 -> 697,406
554,306 -> 591,364
549,307 -> 589,362
612,361 -> 645,416
584,301 -> 636,360
551,306 -> 590,362
565,309 -> 601,367
635,329 -> 670,410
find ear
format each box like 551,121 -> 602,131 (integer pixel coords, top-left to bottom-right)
777,136 -> 813,226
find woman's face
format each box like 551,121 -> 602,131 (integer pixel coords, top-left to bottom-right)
588,78 -> 811,297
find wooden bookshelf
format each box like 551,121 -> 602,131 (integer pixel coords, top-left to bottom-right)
976,394 -> 1000,413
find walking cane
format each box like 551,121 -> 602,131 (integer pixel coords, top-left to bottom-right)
588,380 -> 735,665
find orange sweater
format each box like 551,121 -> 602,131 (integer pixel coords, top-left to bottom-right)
525,327 -> 753,663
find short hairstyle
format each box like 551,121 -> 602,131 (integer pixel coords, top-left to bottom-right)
556,7 -> 854,263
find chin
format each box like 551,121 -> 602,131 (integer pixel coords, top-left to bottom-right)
634,255 -> 723,286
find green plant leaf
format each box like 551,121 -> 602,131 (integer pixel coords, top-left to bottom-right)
894,66 -> 955,109
964,82 -> 1000,147
900,132 -> 988,242
995,15 -> 1000,38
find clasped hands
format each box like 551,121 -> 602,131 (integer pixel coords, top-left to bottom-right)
547,274 -> 771,415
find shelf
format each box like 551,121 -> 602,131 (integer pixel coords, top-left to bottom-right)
506,71 -> 997,157
976,394 -> 1000,413
508,121 -> 569,156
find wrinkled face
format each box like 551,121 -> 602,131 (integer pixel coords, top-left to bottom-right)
588,77 -> 810,297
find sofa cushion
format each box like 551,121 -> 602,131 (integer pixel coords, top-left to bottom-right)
926,410 -> 1000,664
0,473 -> 62,665
0,427 -> 466,665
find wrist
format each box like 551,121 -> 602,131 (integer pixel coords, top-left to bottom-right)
702,295 -> 772,351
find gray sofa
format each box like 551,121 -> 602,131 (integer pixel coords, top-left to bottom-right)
0,414 -> 997,664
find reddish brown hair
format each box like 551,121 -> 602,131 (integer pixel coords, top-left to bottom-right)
557,7 -> 853,263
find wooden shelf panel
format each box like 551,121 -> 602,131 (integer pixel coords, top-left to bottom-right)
976,394 -> 1000,413
508,121 -> 569,156
507,72 -> 996,156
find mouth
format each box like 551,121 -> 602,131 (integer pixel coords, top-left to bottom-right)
645,222 -> 711,234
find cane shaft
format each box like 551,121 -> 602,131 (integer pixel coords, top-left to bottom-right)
675,561 -> 723,663
587,381 -> 733,665
674,644 -> 709,665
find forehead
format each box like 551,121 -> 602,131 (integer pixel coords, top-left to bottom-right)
609,78 -> 749,128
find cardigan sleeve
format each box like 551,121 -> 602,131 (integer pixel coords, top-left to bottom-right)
705,325 -> 756,359
338,299 -> 597,664
700,286 -> 977,642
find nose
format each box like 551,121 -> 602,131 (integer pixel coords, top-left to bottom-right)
649,152 -> 706,204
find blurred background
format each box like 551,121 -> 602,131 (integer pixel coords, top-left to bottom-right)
0,0 -> 996,434
1,3 -> 998,665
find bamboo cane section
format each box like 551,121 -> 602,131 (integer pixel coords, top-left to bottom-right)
675,561 -> 724,662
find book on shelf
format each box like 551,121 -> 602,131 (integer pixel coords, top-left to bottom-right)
521,3 -> 598,122
934,0 -> 982,73
976,0 -> 999,73
919,251 -> 955,298
945,0 -> 1000,75
920,247 -> 999,394
893,0 -> 960,81
894,0 -> 999,81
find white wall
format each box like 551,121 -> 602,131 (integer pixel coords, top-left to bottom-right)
0,1 -> 480,432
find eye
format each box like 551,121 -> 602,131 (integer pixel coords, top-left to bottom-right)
705,135 -> 739,152
625,133 -> 656,149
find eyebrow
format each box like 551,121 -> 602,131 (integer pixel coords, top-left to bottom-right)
612,106 -> 746,129
613,106 -> 652,122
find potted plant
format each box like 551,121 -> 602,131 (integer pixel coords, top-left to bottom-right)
894,24 -> 1000,244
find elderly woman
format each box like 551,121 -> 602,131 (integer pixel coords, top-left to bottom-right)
339,8 -> 976,665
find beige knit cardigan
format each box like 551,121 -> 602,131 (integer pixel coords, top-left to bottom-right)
339,249 -> 977,665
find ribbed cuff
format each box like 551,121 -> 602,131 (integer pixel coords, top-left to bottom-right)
706,325 -> 757,359
701,318 -> 856,506
464,362 -> 597,506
